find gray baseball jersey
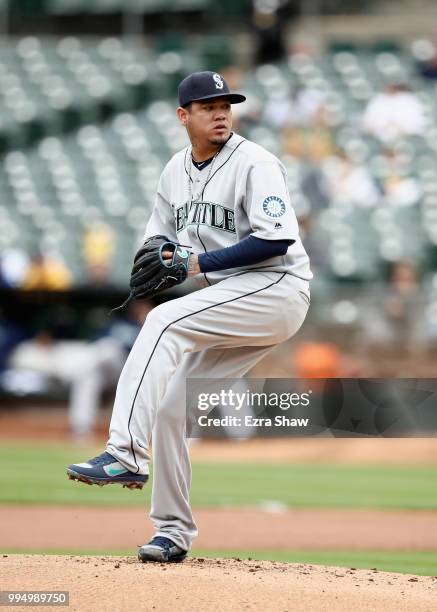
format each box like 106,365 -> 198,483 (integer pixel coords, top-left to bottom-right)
144,132 -> 312,284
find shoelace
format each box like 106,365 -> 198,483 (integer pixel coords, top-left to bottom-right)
150,536 -> 174,550
89,452 -> 114,466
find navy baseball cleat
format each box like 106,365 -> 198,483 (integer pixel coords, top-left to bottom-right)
67,452 -> 148,490
138,536 -> 187,563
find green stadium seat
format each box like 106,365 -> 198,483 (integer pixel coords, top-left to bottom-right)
1,37 -> 435,284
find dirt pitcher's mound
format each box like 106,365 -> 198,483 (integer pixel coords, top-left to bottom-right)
2,555 -> 436,612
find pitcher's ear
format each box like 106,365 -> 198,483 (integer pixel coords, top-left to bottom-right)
177,106 -> 189,126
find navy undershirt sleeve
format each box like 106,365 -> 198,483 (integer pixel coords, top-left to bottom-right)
198,235 -> 294,273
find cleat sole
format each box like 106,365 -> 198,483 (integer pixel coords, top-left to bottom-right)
138,554 -> 186,563
138,550 -> 187,563
66,469 -> 145,490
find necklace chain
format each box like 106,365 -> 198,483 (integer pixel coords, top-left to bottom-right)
185,146 -> 221,204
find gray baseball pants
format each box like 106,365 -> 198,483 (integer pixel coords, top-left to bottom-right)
106,270 -> 310,551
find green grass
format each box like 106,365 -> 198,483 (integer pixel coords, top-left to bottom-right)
192,549 -> 437,576
0,441 -> 437,509
191,463 -> 437,510
2,548 -> 436,576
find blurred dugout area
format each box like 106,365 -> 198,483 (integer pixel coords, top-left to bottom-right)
10,0 -> 246,16
45,0 -> 244,15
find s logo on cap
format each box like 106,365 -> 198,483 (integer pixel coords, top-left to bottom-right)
213,73 -> 224,90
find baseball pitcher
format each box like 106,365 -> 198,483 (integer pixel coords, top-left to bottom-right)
67,71 -> 312,563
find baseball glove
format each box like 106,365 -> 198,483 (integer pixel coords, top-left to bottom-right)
109,235 -> 191,314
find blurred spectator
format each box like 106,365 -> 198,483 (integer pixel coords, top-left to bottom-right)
320,150 -> 380,208
69,300 -> 151,438
272,88 -> 333,161
252,0 -> 289,64
263,87 -> 327,130
82,222 -> 115,285
363,83 -> 426,143
361,260 -> 422,352
300,165 -> 330,211
379,149 -> 422,207
22,250 -> 72,290
283,124 -> 334,162
418,50 -> 437,80
7,301 -> 152,438
0,248 -> 30,288
0,311 -> 27,372
9,330 -> 87,377
293,342 -> 343,378
220,66 -> 261,132
297,213 -> 330,275
83,262 -> 113,289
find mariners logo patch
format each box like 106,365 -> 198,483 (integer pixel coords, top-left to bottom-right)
213,73 -> 224,90
263,196 -> 286,218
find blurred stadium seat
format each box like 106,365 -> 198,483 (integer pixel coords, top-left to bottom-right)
1,37 -> 437,286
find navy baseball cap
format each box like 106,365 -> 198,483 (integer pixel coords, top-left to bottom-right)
178,71 -> 246,107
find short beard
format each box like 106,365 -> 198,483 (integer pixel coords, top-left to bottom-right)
209,133 -> 231,146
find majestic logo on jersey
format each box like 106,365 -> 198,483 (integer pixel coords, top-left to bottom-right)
213,73 -> 224,90
263,196 -> 286,218
175,201 -> 236,234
